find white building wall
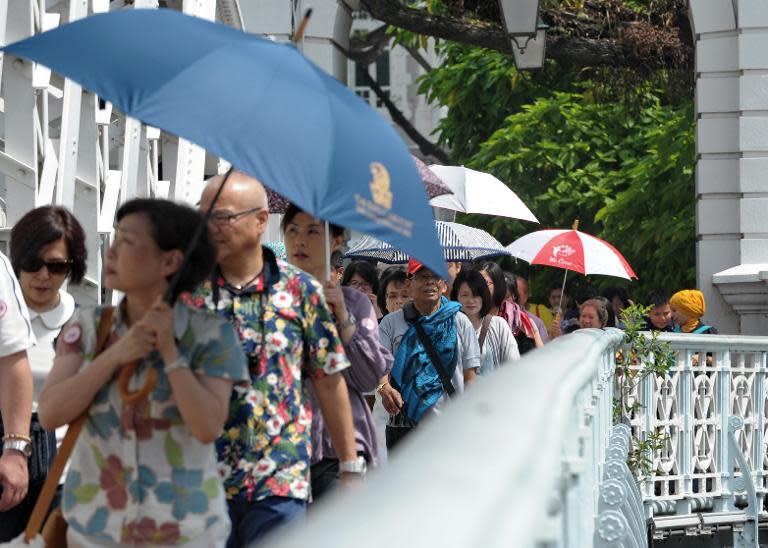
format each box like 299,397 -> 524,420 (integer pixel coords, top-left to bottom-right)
692,0 -> 768,334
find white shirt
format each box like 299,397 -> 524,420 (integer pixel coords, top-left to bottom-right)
28,289 -> 75,405
0,251 -> 35,357
475,315 -> 520,374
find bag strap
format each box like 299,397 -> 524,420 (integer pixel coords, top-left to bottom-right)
403,303 -> 455,397
692,324 -> 711,334
478,315 -> 492,352
24,306 -> 114,542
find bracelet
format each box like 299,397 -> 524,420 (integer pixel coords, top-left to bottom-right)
337,313 -> 356,330
2,433 -> 31,443
376,381 -> 388,394
164,355 -> 190,375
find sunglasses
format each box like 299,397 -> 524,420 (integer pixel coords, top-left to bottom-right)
20,256 -> 73,275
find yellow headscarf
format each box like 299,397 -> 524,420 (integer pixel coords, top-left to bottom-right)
669,289 -> 706,332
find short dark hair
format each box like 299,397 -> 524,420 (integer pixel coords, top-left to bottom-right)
342,261 -> 380,294
377,267 -> 408,315
451,269 -> 491,318
478,262 -> 507,309
574,284 -> 598,306
646,291 -> 669,308
281,203 -> 344,239
603,286 -> 630,308
116,199 -> 215,300
10,206 -> 87,284
503,271 -> 520,303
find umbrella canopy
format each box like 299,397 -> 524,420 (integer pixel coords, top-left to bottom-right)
3,10 -> 447,278
428,166 -> 538,223
266,155 -> 452,213
413,156 -> 452,199
505,229 -> 637,279
344,221 -> 511,264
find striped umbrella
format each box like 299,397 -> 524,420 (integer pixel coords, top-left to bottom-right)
344,221 -> 511,263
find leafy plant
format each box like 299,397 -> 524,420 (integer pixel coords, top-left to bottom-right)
615,303 -> 673,479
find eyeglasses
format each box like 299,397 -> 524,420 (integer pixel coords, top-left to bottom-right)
208,207 -> 265,225
347,280 -> 373,292
410,272 -> 441,284
20,257 -> 73,275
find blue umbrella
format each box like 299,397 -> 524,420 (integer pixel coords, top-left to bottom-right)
2,9 -> 446,278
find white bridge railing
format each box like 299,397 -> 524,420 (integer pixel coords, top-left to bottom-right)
267,329 -> 768,548
270,328 -> 626,548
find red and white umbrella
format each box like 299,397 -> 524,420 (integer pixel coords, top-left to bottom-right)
506,228 -> 636,279
506,224 -> 636,316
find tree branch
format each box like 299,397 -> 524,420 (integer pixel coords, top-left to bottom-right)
359,0 -> 692,71
348,25 -> 392,65
361,72 -> 450,164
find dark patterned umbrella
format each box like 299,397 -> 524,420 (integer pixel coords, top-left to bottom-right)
266,155 -> 452,213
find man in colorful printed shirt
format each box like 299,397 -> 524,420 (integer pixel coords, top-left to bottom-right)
189,171 -> 359,547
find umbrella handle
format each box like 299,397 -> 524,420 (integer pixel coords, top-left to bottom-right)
117,361 -> 158,405
293,8 -> 313,42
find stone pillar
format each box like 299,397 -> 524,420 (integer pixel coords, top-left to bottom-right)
690,0 -> 768,334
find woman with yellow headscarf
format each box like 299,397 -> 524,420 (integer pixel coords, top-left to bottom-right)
669,289 -> 717,334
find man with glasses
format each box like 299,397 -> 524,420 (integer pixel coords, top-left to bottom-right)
377,258 -> 480,450
189,171 -> 359,547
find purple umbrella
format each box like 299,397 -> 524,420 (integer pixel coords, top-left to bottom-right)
266,155 -> 452,213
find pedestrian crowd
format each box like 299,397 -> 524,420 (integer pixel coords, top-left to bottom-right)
0,171 -> 717,546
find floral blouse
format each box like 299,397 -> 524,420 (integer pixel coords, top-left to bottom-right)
59,302 -> 248,545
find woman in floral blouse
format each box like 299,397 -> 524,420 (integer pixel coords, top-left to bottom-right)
38,199 -> 248,547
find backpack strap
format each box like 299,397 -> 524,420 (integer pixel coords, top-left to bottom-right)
478,315 -> 493,353
692,324 -> 711,334
404,303 -> 455,397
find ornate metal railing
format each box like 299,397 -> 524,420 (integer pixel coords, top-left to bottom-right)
625,332 -> 768,545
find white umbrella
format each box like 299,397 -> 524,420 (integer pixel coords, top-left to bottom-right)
344,221 -> 511,264
428,165 -> 539,223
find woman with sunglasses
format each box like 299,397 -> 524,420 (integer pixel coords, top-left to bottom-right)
5,206 -> 86,537
11,206 -> 87,402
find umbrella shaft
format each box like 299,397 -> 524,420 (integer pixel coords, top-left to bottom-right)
163,167 -> 234,304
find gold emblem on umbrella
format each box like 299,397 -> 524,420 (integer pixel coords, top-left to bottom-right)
369,162 -> 392,210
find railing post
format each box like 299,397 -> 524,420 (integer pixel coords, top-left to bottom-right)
717,350 -> 732,512
677,349 -> 693,514
753,351 -> 767,510
641,345 -> 656,511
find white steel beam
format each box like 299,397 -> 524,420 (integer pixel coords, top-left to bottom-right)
54,0 -> 89,210
169,0 -> 216,205
2,2 -> 37,225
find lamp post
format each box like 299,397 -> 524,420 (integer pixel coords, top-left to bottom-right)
497,0 -> 548,69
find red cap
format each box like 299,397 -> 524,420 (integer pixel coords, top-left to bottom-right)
407,258 -> 425,276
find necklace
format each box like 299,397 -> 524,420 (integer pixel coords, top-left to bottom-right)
223,271 -> 262,291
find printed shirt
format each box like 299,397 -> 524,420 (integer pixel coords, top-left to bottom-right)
185,248 -> 350,502
60,302 -> 248,545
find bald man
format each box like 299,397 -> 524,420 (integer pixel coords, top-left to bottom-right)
189,171 -> 358,547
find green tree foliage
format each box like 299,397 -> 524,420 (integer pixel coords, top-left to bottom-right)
418,43 -> 695,303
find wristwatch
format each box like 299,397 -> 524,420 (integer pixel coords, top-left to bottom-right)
337,310 -> 357,330
339,456 -> 367,475
3,439 -> 32,458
